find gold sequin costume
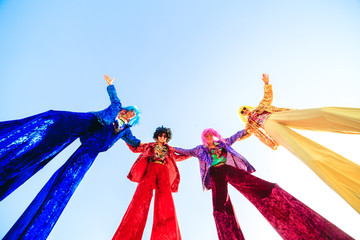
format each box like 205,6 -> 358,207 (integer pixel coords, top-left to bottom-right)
240,84 -> 360,214
242,84 -> 291,149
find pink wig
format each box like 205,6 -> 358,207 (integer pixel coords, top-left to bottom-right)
201,128 -> 225,146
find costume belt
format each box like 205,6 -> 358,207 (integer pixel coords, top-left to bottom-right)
150,160 -> 166,165
212,162 -> 225,168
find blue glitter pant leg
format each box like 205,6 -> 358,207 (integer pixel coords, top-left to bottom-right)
0,110 -> 99,201
3,141 -> 100,240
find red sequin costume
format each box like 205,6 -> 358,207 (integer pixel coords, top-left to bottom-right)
112,142 -> 189,240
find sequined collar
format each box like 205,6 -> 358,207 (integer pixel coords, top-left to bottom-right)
118,116 -> 129,125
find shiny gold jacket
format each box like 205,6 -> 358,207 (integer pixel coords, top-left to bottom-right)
244,84 -> 291,150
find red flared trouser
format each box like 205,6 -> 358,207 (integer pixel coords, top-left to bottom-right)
113,163 -> 181,240
210,165 -> 353,240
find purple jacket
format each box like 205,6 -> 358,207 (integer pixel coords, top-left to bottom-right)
174,130 -> 256,190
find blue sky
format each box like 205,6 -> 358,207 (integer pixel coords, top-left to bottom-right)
1,0 -> 360,239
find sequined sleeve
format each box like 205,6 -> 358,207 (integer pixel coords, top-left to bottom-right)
126,142 -> 147,153
239,128 -> 252,141
122,129 -> 141,147
107,85 -> 121,107
173,152 -> 191,162
258,84 -> 273,109
174,146 -> 200,158
247,119 -> 279,150
256,84 -> 292,113
225,130 -> 251,145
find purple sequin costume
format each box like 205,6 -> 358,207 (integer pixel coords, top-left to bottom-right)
174,130 -> 353,240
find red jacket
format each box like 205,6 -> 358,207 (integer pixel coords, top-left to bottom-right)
126,142 -> 189,192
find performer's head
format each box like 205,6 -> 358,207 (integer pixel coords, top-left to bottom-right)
201,128 -> 224,146
119,106 -> 140,126
238,105 -> 254,123
153,126 -> 172,144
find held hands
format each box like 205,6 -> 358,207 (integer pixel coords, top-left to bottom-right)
104,74 -> 114,85
262,73 -> 269,85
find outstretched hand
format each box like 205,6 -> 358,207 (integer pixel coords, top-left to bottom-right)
104,74 -> 114,85
262,73 -> 269,85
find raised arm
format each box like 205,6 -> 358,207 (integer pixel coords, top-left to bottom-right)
104,74 -> 114,85
104,75 -> 122,107
92,75 -> 123,126
257,73 -> 273,108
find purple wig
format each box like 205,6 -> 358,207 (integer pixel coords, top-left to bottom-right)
201,128 -> 225,146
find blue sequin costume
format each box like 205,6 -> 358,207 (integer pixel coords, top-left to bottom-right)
0,85 -> 140,240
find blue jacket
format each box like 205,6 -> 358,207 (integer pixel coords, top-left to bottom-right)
80,124 -> 140,152
92,85 -> 122,126
84,84 -> 140,149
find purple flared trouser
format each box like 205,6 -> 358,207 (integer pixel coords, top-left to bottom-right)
210,165 -> 353,240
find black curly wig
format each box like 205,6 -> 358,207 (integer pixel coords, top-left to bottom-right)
153,126 -> 172,142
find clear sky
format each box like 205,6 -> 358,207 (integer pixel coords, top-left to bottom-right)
1,0 -> 360,239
